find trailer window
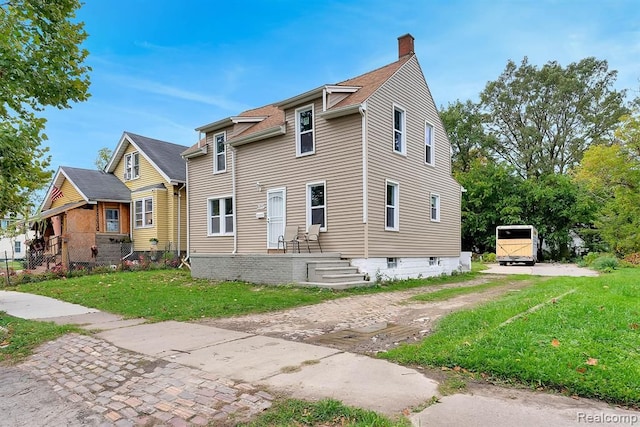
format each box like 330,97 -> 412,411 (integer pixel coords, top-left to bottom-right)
498,229 -> 531,239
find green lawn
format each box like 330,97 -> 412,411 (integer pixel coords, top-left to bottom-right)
0,314 -> 80,364
12,269 -> 481,322
382,268 -> 640,407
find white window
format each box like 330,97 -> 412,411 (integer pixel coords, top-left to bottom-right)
393,105 -> 406,155
14,240 -> 21,253
387,257 -> 398,268
429,256 -> 438,266
425,122 -> 434,165
213,132 -> 226,173
306,181 -> 326,231
106,208 -> 120,232
124,152 -> 140,180
134,197 -> 153,228
296,104 -> 315,156
430,193 -> 440,222
208,197 -> 234,235
385,180 -> 399,231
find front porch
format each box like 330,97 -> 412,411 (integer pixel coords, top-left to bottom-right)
189,252 -> 372,288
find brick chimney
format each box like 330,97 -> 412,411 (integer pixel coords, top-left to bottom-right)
398,33 -> 414,58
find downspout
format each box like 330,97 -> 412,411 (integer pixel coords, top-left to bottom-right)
177,183 -> 186,256
359,102 -> 369,259
184,161 -> 190,262
231,145 -> 238,254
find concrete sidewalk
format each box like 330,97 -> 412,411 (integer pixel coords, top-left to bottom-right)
2,290 -> 638,426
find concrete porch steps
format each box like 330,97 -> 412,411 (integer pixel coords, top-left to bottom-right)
296,280 -> 375,290
305,259 -> 371,288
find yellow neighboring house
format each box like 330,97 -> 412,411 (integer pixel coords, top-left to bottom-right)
105,132 -> 188,253
34,132 -> 188,269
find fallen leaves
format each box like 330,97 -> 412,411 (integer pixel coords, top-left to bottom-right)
586,357 -> 598,366
551,338 -> 560,347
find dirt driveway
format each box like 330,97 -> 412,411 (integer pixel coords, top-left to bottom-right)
198,274 -> 540,355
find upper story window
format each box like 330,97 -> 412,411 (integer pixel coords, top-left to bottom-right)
385,180 -> 399,231
430,193 -> 440,222
14,240 -> 21,253
208,197 -> 234,235
134,197 -> 153,228
425,122 -> 434,165
214,132 -> 226,173
393,105 -> 406,155
307,181 -> 327,231
124,152 -> 140,181
296,104 -> 315,156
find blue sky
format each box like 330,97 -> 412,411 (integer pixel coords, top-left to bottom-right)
43,0 -> 640,172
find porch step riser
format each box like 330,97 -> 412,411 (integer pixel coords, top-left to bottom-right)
296,281 -> 375,290
308,267 -> 360,282
306,259 -> 371,288
320,274 -> 368,283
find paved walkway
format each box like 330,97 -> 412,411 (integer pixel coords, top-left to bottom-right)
2,288 -> 638,427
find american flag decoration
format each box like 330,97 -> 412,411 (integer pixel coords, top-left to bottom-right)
51,186 -> 64,201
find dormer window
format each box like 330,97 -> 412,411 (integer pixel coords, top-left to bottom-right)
214,131 -> 226,173
124,152 -> 139,180
296,104 -> 315,156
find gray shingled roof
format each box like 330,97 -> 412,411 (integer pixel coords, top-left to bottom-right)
62,167 -> 131,202
125,132 -> 189,182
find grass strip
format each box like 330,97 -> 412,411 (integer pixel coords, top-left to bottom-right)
0,313 -> 81,364
411,275 -> 534,302
240,398 -> 410,427
382,269 -> 640,407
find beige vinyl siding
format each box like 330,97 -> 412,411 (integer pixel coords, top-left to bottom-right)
131,187 -> 168,251
51,178 -> 83,208
187,101 -> 365,257
187,130 -> 235,254
234,99 -> 364,257
365,56 -> 460,257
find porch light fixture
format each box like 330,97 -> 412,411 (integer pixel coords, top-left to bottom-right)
256,182 -> 263,192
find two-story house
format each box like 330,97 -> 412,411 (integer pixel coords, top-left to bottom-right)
34,132 -> 188,269
183,34 -> 462,286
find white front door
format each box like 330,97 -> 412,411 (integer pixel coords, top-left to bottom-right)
266,188 -> 286,249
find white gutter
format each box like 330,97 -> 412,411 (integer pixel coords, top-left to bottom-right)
231,145 -> 238,254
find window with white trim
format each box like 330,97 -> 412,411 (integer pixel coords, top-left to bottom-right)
393,105 -> 406,155
134,197 -> 153,228
307,181 -> 326,231
425,122 -> 434,165
14,240 -> 21,253
106,208 -> 120,232
124,152 -> 139,180
214,132 -> 226,173
296,104 -> 315,156
430,193 -> 440,222
208,197 -> 234,235
385,180 -> 399,230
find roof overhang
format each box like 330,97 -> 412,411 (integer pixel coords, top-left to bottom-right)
37,201 -> 89,220
182,144 -> 208,159
319,103 -> 363,119
228,124 -> 287,147
275,87 -> 324,109
195,117 -> 234,133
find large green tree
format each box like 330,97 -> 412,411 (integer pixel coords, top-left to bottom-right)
0,0 -> 90,217
480,57 -> 627,179
574,112 -> 640,255
440,100 -> 491,175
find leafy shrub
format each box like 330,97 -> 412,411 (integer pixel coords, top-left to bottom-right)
579,252 -> 604,267
590,255 -> 619,272
482,252 -> 496,263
